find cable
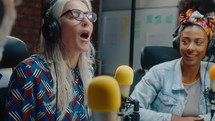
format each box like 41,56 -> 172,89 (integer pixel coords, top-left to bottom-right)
54,62 -> 59,120
204,55 -> 212,114
39,0 -> 45,46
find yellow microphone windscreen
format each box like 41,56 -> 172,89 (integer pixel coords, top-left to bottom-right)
87,76 -> 121,112
209,65 -> 215,80
114,65 -> 134,85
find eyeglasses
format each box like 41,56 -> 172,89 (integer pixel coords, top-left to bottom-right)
60,9 -> 97,23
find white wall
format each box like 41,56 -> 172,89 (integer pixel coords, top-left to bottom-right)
102,0 -> 180,10
98,0 -> 179,75
97,7 -> 178,75
102,0 -> 131,10
137,0 -> 179,8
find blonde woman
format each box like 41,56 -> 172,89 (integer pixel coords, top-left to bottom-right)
6,0 -> 96,120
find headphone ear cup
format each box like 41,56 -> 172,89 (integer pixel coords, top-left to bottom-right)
207,39 -> 215,56
172,37 -> 180,51
42,17 -> 61,42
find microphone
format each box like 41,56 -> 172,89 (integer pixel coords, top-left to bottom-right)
87,75 -> 121,121
209,65 -> 215,119
114,65 -> 134,116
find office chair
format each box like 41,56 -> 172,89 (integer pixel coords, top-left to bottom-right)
0,36 -> 30,68
0,36 -> 30,118
130,46 -> 181,95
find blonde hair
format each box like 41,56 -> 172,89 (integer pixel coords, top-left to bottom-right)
40,0 -> 95,120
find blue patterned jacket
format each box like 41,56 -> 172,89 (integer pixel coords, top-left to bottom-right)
6,54 -> 92,121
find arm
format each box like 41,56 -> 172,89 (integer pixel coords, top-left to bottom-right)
171,115 -> 203,121
199,113 -> 215,121
125,67 -> 172,121
5,63 -> 36,121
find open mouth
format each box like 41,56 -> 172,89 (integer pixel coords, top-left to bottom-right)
184,53 -> 197,61
186,54 -> 195,57
80,31 -> 90,39
185,53 -> 197,57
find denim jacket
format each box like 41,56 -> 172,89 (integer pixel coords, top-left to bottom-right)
126,58 -> 215,121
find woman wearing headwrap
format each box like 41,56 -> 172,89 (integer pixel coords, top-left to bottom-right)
125,0 -> 215,121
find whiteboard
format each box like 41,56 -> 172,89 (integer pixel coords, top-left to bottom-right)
133,7 -> 178,69
97,7 -> 178,75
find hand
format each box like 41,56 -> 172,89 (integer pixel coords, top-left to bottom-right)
171,115 -> 204,121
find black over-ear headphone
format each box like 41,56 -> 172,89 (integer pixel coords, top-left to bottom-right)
172,26 -> 181,51
0,0 -> 4,24
42,0 -> 61,42
207,38 -> 215,56
172,25 -> 215,57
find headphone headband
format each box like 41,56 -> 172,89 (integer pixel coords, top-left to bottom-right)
172,26 -> 180,38
42,0 -> 61,42
43,0 -> 57,18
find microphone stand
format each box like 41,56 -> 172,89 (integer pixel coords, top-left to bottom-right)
209,90 -> 215,121
119,97 -> 140,121
204,89 -> 215,121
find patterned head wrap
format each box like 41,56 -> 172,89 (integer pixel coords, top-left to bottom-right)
179,9 -> 215,39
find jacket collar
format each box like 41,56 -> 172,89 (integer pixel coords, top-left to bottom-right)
172,58 -> 184,90
172,58 -> 211,91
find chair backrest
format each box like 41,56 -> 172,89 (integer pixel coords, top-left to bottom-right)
130,46 -> 181,95
0,36 -> 30,118
141,46 -> 181,70
0,36 -> 30,68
